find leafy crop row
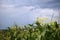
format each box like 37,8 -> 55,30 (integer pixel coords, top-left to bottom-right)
0,21 -> 60,40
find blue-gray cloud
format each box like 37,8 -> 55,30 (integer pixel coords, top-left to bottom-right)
0,0 -> 60,8
0,6 -> 59,29
0,0 -> 60,29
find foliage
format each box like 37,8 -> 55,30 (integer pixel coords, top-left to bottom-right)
0,21 -> 60,40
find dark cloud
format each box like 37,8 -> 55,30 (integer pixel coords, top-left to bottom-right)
19,0 -> 60,9
1,0 -> 60,9
30,0 -> 60,9
44,0 -> 60,8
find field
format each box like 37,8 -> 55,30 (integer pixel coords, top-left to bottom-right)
0,21 -> 60,40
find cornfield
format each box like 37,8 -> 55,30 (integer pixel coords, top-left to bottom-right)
0,21 -> 60,40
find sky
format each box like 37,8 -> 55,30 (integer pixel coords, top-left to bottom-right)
0,0 -> 60,29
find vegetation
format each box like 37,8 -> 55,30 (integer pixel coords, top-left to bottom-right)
0,18 -> 60,40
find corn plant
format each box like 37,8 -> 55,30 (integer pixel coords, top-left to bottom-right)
0,21 -> 60,40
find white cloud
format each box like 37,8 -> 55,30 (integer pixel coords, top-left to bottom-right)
1,4 -> 34,11
0,5 -> 35,17
0,0 -> 60,29
0,5 -> 59,23
0,5 -> 59,29
1,4 -> 15,8
30,8 -> 58,19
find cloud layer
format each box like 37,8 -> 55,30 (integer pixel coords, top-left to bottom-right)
0,5 -> 59,29
0,0 -> 60,8
0,0 -> 60,29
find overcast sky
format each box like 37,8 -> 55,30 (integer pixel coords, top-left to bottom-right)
0,0 -> 60,29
